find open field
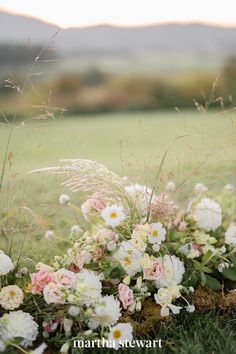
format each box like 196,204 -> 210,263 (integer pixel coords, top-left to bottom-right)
1,110 -> 236,353
1,109 -> 236,260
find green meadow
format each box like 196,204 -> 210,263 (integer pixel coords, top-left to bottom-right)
1,110 -> 236,353
0,109 -> 236,261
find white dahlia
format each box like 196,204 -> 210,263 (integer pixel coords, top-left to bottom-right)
225,224 -> 236,245
73,269 -> 102,306
0,310 -> 38,347
0,251 -> 14,275
193,198 -> 222,231
0,285 -> 24,310
89,295 -> 121,329
101,205 -> 125,227
154,255 -> 185,288
114,241 -> 142,276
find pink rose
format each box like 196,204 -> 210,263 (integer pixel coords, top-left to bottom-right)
53,268 -> 76,289
143,259 -> 164,281
118,283 -> 134,310
43,282 -> 66,304
30,270 -> 54,295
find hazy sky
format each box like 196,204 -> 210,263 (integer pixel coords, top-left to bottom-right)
0,0 -> 236,28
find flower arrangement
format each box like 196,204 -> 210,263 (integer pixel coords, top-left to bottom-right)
1,159 -> 236,353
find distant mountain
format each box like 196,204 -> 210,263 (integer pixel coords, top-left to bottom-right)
1,10 -> 236,72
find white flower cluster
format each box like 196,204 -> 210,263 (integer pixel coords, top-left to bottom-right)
0,251 -> 13,275
154,255 -> 185,288
0,310 -> 38,347
0,285 -> 24,310
193,198 -> 222,231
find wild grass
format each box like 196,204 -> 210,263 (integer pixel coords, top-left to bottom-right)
1,109 -> 236,262
69,311 -> 236,354
1,108 -> 236,354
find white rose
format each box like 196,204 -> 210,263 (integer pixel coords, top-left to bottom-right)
0,251 -> 14,275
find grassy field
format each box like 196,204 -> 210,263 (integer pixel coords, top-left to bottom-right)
1,109 -> 236,261
1,109 -> 236,353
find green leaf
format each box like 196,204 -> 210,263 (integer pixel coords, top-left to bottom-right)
222,267 -> 236,281
109,266 -> 126,279
193,260 -> 212,273
229,255 -> 236,266
169,230 -> 185,241
205,274 -> 221,289
200,271 -> 206,286
202,251 -> 212,265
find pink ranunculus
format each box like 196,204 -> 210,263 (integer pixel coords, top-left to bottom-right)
30,270 -> 54,295
143,259 -> 164,281
118,283 -> 134,310
53,268 -> 76,289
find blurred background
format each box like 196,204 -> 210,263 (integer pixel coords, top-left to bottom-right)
1,1 -> 236,258
0,5 -> 236,117
0,1 -> 236,192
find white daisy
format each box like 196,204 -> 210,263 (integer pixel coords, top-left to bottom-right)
114,241 -> 142,276
148,222 -> 166,245
193,198 -> 222,231
154,255 -> 185,288
225,224 -> 236,245
108,323 -> 133,350
101,205 -> 125,227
